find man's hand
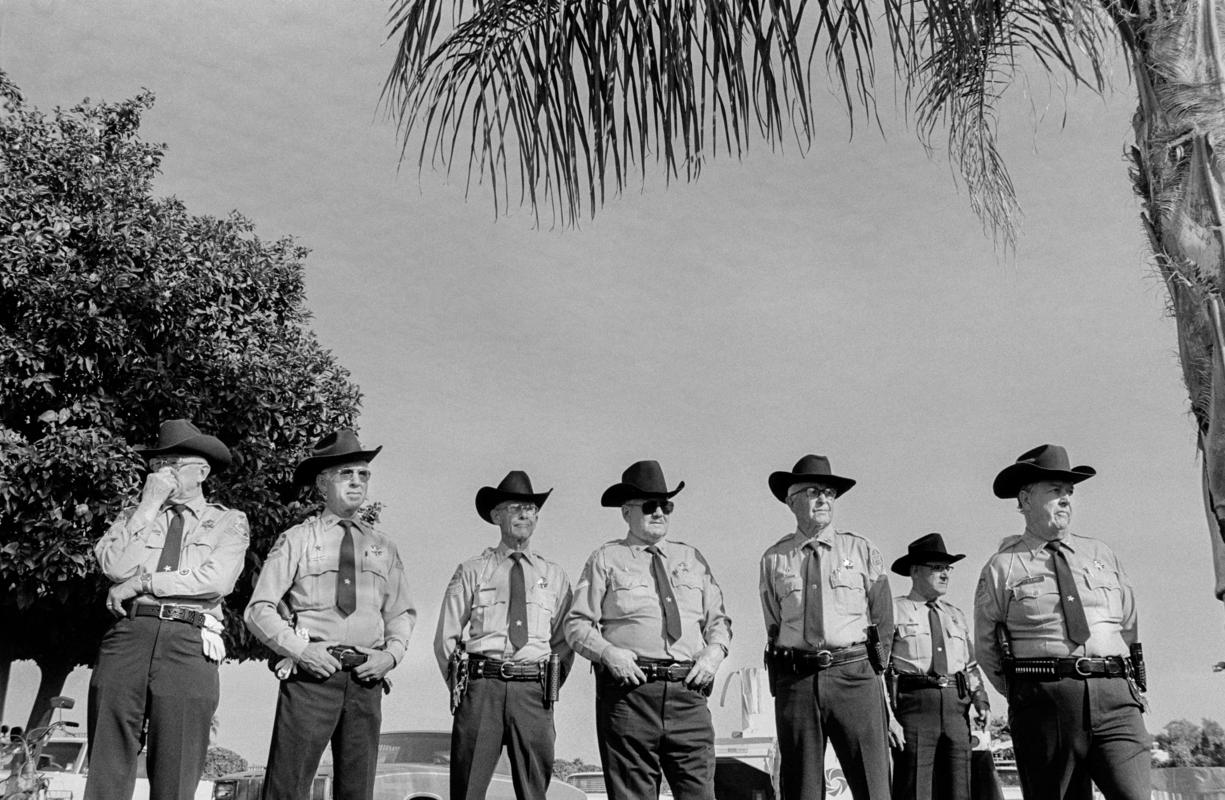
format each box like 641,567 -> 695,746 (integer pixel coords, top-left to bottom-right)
297,642 -> 342,678
601,646 -> 645,685
684,644 -> 726,689
106,578 -> 140,616
888,710 -> 906,750
354,648 -> 396,682
137,468 -> 178,512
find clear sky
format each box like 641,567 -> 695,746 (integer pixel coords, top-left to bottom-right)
3,0 -> 1222,767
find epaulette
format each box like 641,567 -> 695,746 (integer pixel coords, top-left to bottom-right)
204,500 -> 230,511
996,534 -> 1023,552
770,531 -> 798,547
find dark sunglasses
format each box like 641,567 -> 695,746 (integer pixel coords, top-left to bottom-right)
634,499 -> 674,516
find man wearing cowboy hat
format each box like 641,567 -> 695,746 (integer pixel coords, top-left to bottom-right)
565,460 -> 731,800
434,470 -> 574,800
245,429 -> 416,800
87,419 -> 249,800
975,444 -> 1148,800
759,453 -> 893,800
888,533 -> 989,800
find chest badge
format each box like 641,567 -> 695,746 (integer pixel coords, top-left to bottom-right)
201,518 -> 216,529
842,559 -> 854,570
310,544 -> 324,560
1093,559 -> 1106,570
368,546 -> 385,557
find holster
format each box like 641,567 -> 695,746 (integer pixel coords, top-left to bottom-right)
543,652 -> 561,708
866,625 -> 886,674
448,648 -> 470,715
764,624 -> 779,697
955,670 -> 969,700
995,623 -> 1014,692
1128,642 -> 1147,693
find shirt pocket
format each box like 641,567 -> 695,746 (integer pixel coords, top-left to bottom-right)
1080,564 -> 1124,618
1008,578 -> 1046,603
829,567 -> 865,613
895,621 -> 930,661
527,584 -> 558,639
293,556 -> 340,611
672,569 -> 705,618
773,571 -> 805,620
608,569 -> 653,616
471,584 -> 503,633
945,627 -> 970,670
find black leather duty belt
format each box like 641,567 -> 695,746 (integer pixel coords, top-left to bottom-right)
637,659 -> 696,682
468,657 -> 544,681
895,672 -> 964,690
769,643 -> 868,675
130,603 -> 209,628
1006,655 -> 1132,680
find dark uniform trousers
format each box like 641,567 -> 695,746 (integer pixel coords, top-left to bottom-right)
595,675 -> 715,800
85,616 -> 219,800
261,669 -> 383,800
891,685 -> 971,800
451,678 -> 554,800
1008,677 -> 1150,800
774,659 -> 891,800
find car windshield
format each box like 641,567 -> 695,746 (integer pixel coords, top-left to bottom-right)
376,732 -> 453,766
36,741 -> 84,772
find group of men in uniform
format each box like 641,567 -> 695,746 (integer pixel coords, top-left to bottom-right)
84,419 -> 1150,800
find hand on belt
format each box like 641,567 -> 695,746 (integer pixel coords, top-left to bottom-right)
1007,655 -> 1131,679
638,660 -> 695,682
769,643 -> 868,674
468,657 -> 544,681
327,646 -> 369,670
130,603 -> 209,628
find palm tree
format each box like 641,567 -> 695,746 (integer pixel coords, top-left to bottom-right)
383,0 -> 1225,607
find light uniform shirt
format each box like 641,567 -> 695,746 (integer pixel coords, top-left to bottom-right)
433,543 -> 575,678
891,595 -> 975,676
244,511 -> 417,664
759,528 -> 894,652
565,537 -> 732,663
974,530 -> 1137,695
94,496 -> 250,621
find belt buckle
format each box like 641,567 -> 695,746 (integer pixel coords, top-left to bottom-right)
1074,657 -> 1094,677
935,675 -> 949,688
814,650 -> 834,669
498,661 -> 515,679
157,604 -> 177,621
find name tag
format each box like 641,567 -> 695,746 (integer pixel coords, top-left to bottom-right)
1013,575 -> 1043,587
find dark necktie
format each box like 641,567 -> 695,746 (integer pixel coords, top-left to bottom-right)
646,545 -> 682,643
803,542 -> 824,646
155,504 -> 189,573
508,552 -> 529,650
337,520 -> 357,617
1046,541 -> 1090,645
927,600 -> 948,676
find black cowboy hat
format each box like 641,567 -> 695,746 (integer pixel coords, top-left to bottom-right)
137,419 -> 232,471
600,460 -> 684,507
768,454 -> 856,503
475,471 -> 553,523
292,429 -> 382,486
992,444 -> 1096,499
890,532 -> 965,576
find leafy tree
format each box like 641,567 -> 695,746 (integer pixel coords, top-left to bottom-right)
203,746 -> 250,780
383,0 -> 1225,606
0,71 -> 364,730
1156,718 -> 1225,767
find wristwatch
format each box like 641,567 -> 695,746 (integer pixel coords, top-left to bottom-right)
140,572 -> 153,595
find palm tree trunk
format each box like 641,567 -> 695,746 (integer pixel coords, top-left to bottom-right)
1121,0 -> 1225,607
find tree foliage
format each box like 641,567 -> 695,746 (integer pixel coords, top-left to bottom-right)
1157,718 -> 1225,768
0,71 -> 363,727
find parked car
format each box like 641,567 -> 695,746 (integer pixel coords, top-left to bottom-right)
211,731 -> 586,800
565,770 -> 674,800
2,734 -> 214,800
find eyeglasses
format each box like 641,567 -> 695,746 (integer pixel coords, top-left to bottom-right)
788,486 -> 837,501
325,467 -> 372,483
149,457 -> 208,472
628,499 -> 674,516
920,564 -> 954,574
502,503 -> 539,516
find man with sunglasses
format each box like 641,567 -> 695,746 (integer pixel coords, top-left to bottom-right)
87,419 -> 249,800
887,533 -> 989,800
434,470 -> 574,800
245,430 -> 416,800
759,454 -> 894,800
565,460 -> 731,800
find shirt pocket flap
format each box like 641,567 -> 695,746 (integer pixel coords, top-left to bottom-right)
1082,566 -> 1121,591
611,569 -> 651,592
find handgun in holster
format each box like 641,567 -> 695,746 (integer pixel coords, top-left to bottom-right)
1127,642 -> 1147,693
542,652 -> 562,709
955,670 -> 969,700
866,624 -> 886,674
448,646 -> 470,715
995,623 -> 1015,691
764,624 -> 779,697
